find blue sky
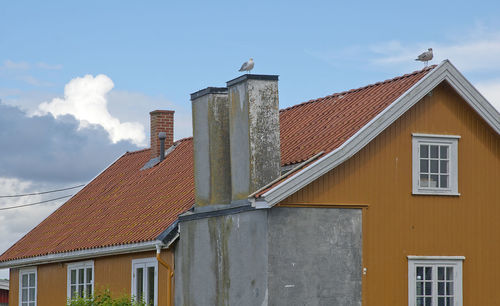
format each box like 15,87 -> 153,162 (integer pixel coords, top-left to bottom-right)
1,0 -> 500,278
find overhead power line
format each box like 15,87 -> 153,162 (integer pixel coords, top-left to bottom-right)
0,195 -> 73,211
0,184 -> 85,198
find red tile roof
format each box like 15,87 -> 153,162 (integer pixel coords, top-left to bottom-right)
0,66 -> 434,262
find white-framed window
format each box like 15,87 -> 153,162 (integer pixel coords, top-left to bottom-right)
67,261 -> 94,301
412,134 -> 460,195
408,256 -> 464,306
131,258 -> 158,306
19,267 -> 37,306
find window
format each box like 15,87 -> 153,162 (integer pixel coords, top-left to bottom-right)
19,267 -> 37,306
131,258 -> 158,306
67,261 -> 94,301
408,256 -> 464,306
412,134 -> 459,195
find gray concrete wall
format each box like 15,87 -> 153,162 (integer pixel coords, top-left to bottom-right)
267,207 -> 362,306
175,210 -> 269,306
228,76 -> 280,201
191,90 -> 231,206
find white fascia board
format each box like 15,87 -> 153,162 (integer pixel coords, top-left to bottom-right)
259,60 -> 500,207
0,240 -> 161,269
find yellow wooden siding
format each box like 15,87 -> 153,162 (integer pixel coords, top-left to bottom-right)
280,82 -> 500,305
7,248 -> 175,306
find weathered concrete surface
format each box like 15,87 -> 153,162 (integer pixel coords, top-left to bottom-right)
227,76 -> 281,201
191,89 -> 231,206
267,207 -> 362,306
175,210 -> 268,306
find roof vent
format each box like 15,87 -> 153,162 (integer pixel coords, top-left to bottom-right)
158,132 -> 167,162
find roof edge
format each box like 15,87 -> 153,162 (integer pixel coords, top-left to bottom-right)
255,60 -> 500,207
0,240 -> 161,269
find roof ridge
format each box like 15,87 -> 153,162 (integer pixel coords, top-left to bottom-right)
279,65 -> 437,113
124,137 -> 193,156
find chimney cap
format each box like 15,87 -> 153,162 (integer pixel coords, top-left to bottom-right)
158,132 -> 167,140
226,74 -> 279,87
190,87 -> 228,101
150,110 -> 175,115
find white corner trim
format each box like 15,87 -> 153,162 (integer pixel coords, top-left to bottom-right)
257,60 -> 500,207
407,255 -> 465,260
0,240 -> 161,269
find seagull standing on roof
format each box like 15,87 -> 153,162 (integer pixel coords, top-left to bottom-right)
239,58 -> 254,73
415,48 -> 433,67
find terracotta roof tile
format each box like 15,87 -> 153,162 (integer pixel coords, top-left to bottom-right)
0,66 -> 434,262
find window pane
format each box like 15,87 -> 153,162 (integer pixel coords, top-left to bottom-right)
71,285 -> 77,299
430,145 -> 439,158
438,297 -> 445,306
416,282 -> 423,295
148,266 -> 155,305
425,267 -> 432,280
29,303 -> 35,306
71,269 -> 76,284
86,284 -> 92,298
420,175 -> 429,187
425,282 -> 432,295
29,288 -> 35,301
446,297 -> 453,305
430,160 -> 439,173
446,267 -> 453,280
425,297 -> 432,306
86,267 -> 92,283
420,145 -> 429,158
79,268 -> 84,284
420,159 -> 429,173
22,274 -> 28,287
440,160 -> 448,174
29,273 -> 35,287
136,267 -> 144,302
430,175 -> 439,187
440,146 -> 448,159
417,297 -> 424,306
440,175 -> 448,188
22,288 -> 28,301
438,267 -> 445,280
78,284 -> 84,298
446,282 -> 453,295
438,282 -> 444,295
417,267 -> 424,280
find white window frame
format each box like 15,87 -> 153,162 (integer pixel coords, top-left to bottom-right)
19,267 -> 37,306
131,257 -> 158,306
67,260 -> 94,301
412,134 -> 460,196
408,256 -> 464,306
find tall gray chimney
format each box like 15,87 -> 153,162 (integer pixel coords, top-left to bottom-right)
226,75 -> 280,202
191,87 -> 231,206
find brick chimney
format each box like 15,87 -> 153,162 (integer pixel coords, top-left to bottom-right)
150,110 -> 174,158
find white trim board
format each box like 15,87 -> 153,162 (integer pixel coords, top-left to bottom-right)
0,240 -> 161,269
253,60 -> 500,208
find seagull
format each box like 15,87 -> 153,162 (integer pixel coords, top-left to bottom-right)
415,48 -> 433,67
239,58 -> 254,73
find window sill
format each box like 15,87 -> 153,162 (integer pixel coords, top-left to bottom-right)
412,191 -> 460,196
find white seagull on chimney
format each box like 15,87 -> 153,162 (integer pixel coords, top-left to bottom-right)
239,58 -> 254,73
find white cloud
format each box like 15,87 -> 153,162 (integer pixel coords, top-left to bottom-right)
36,62 -> 63,70
37,74 -> 146,146
3,60 -> 30,70
475,79 -> 500,112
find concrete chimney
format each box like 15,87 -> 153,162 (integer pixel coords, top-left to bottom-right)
226,75 -> 280,202
191,87 -> 231,206
150,110 -> 174,159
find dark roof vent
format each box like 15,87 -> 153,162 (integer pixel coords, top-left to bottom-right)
158,132 -> 167,162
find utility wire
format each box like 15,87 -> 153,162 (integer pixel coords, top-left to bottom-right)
0,184 -> 85,198
0,195 -> 73,211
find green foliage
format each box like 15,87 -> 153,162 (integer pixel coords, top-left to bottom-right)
67,289 -> 146,306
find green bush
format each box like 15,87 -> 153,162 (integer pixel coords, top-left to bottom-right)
67,289 -> 146,306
